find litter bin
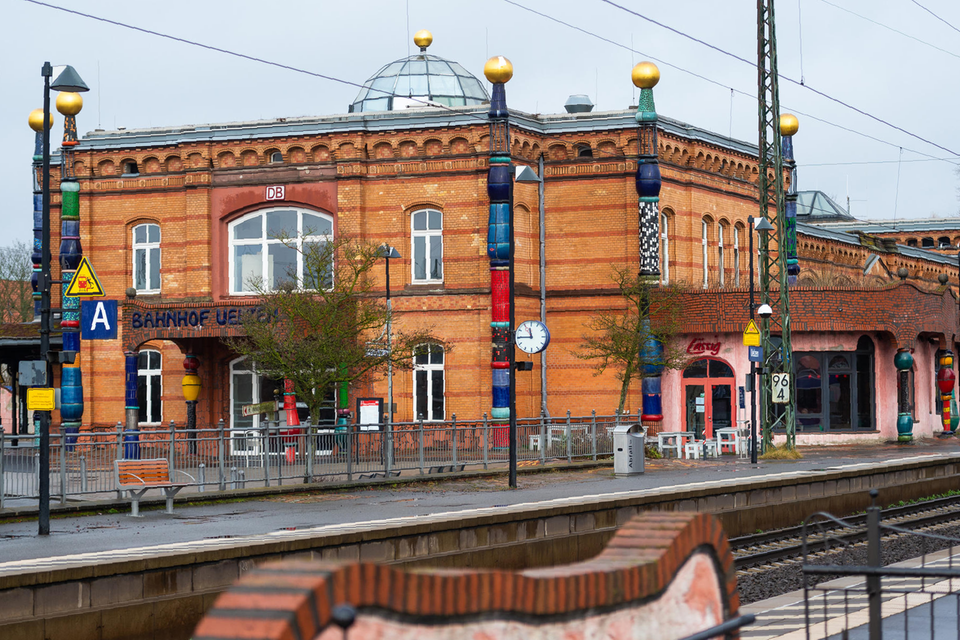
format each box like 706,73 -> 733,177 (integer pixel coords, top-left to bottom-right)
613,423 -> 645,476
123,428 -> 141,460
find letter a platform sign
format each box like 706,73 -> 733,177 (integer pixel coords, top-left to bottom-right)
65,257 -> 105,297
742,319 -> 761,347
81,300 -> 118,340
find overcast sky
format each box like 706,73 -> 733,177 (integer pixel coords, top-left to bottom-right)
3,0 -> 959,245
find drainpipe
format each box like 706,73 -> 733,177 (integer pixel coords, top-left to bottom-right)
538,153 -> 549,418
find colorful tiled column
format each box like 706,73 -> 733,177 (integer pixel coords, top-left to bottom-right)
125,350 -> 139,433
938,350 -> 955,435
57,92 -> 84,446
485,55 -> 514,449
895,348 -> 914,442
27,110 -> 51,321
780,114 -> 800,286
632,62 -> 664,424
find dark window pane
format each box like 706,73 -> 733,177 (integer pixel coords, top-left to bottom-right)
147,224 -> 160,243
857,353 -> 873,429
149,248 -> 160,290
711,385 -> 732,429
267,210 -> 297,239
828,355 -> 851,370
415,346 -> 429,365
430,345 -> 443,365
413,211 -> 426,231
135,249 -> 146,289
150,375 -> 162,423
431,370 -> 444,420
149,351 -> 160,369
415,370 -> 428,419
683,359 -> 709,378
138,352 -> 148,368
709,359 -> 733,378
429,236 -> 442,279
428,210 -> 442,229
234,215 -> 262,240
829,373 -> 852,429
414,236 -> 426,280
134,225 -> 146,244
137,376 -> 147,423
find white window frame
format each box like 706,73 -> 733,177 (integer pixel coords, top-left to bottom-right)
718,224 -> 725,287
137,349 -> 162,424
734,226 -> 741,287
228,207 -> 333,295
702,219 -> 709,289
660,213 -> 670,285
411,209 -> 443,283
413,344 -> 445,421
132,223 -> 161,293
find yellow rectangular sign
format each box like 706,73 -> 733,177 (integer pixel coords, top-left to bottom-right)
27,388 -> 56,412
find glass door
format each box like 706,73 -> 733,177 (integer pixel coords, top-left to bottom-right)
685,384 -> 706,439
710,384 -> 733,436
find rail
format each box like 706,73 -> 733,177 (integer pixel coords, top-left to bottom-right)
0,410 -> 632,507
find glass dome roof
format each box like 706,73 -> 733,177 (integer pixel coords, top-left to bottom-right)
349,54 -> 489,113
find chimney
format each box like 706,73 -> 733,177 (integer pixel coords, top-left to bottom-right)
564,94 -> 594,113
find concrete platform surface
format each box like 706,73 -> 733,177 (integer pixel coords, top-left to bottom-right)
0,438 -> 958,566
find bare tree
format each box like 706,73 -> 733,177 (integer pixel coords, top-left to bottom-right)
224,235 -> 440,462
576,268 -> 687,414
0,240 -> 33,324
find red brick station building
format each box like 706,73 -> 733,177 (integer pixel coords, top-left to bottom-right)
4,35 -> 960,448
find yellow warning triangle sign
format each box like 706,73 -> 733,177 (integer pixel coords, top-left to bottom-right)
742,319 -> 761,346
64,256 -> 105,297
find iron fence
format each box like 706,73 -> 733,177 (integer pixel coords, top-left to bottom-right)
802,490 -> 960,640
0,410 -> 631,507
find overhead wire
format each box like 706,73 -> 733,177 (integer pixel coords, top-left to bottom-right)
818,0 -> 960,60
504,0 -> 957,166
909,0 -> 960,35
598,0 -> 960,158
21,0 -> 960,177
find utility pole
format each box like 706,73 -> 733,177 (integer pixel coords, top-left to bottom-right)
757,0 -> 796,448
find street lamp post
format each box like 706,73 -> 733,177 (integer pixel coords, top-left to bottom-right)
380,244 -> 400,475
748,216 -> 774,464
35,62 -> 88,536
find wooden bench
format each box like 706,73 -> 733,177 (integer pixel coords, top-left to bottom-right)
114,458 -> 194,516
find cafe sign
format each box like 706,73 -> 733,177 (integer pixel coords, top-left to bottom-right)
686,337 -> 721,356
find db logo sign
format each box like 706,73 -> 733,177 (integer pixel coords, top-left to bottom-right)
265,186 -> 285,200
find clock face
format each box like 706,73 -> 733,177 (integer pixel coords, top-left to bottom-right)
515,320 -> 550,354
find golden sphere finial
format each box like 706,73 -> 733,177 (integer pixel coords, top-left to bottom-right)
413,29 -> 433,50
632,61 -> 660,89
56,92 -> 83,116
780,113 -> 799,136
484,55 -> 514,84
28,109 -> 53,132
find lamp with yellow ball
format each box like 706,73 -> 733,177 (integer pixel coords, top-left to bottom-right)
780,113 -> 801,286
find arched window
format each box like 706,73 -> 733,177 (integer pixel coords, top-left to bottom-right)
413,344 -> 444,421
576,144 -> 593,158
939,236 -> 951,248
269,151 -> 283,164
412,209 -> 443,282
137,349 -> 162,424
229,208 -> 333,294
734,223 -> 744,287
922,237 -> 935,248
717,223 -> 726,287
701,218 -> 710,289
133,223 -> 161,293
660,213 -> 670,285
907,238 -> 918,247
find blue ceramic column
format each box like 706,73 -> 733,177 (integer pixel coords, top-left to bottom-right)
895,348 -> 914,442
780,114 -> 800,286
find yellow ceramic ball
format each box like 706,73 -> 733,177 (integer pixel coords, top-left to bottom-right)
28,109 -> 53,132
484,56 -> 514,84
780,113 -> 799,136
56,91 -> 83,116
632,61 -> 660,89
413,29 -> 433,49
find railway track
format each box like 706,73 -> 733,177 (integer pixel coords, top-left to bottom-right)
732,493 -> 960,569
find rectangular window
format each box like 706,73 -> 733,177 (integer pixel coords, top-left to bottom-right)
412,210 -> 443,282
413,345 -> 445,420
133,224 -> 161,293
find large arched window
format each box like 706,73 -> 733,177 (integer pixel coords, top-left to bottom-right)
133,223 -> 161,293
137,349 -> 162,424
229,208 -> 333,294
412,209 -> 443,282
413,344 -> 445,421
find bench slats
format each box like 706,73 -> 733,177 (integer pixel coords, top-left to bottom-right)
116,459 -> 172,486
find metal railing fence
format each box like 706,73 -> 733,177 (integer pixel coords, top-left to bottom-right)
802,490 -> 960,640
0,410 -> 633,507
